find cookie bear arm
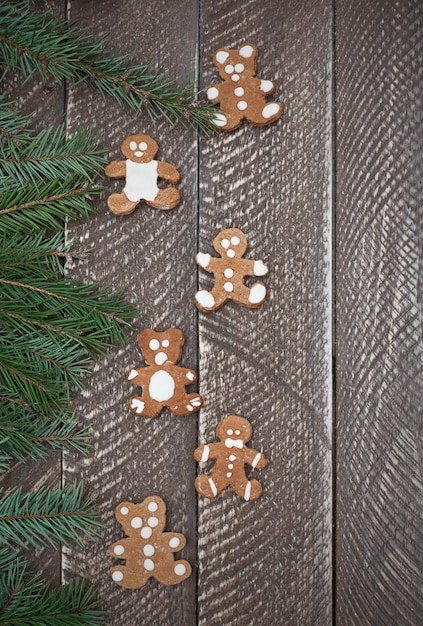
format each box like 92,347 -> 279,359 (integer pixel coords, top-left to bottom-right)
259,78 -> 276,94
127,367 -> 150,387
194,442 -> 220,462
157,161 -> 180,184
163,531 -> 186,552
243,448 -> 268,469
108,536 -> 134,558
177,367 -> 198,384
105,160 -> 126,178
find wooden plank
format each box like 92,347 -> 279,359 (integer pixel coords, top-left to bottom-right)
197,1 -> 333,624
63,1 -> 199,623
335,1 -> 423,624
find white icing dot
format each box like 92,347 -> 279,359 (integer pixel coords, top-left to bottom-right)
227,429 -> 233,435
169,537 -> 180,549
231,236 -> 241,245
144,559 -> 155,571
224,282 -> 234,293
234,87 -> 244,97
129,141 -> 137,151
112,570 -> 124,582
131,517 -> 142,529
221,238 -> 230,249
148,501 -> 159,512
149,339 -> 160,350
216,50 -> 229,64
237,100 -> 248,111
234,63 -> 244,72
229,454 -> 237,461
227,249 -> 236,258
120,506 -> 129,515
225,64 -> 234,74
207,87 -> 219,100
143,544 -> 155,557
226,472 -> 232,478
231,74 -> 240,82
114,544 -> 125,556
239,44 -> 254,58
262,102 -> 281,119
139,141 -> 148,151
141,526 -> 152,539
148,516 -> 159,528
174,563 -> 187,576
224,268 -> 234,278
161,340 -> 169,348
228,464 -> 234,469
213,113 -> 228,127
196,290 -> 216,309
235,430 -> 241,435
249,283 -> 266,304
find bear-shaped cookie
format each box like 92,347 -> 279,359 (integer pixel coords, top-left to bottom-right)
195,227 -> 269,311
194,415 -> 268,501
105,134 -> 180,215
128,328 -> 203,418
109,495 -> 192,588
206,43 -> 283,131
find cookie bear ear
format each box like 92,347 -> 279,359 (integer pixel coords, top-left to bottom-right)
214,48 -> 230,66
238,43 -> 258,59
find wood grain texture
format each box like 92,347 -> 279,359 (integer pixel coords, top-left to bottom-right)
197,1 -> 333,624
335,1 -> 423,624
63,1 -> 199,623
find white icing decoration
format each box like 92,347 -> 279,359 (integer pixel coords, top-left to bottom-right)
144,559 -> 155,571
213,113 -> 227,127
134,150 -> 144,157
148,502 -> 158,512
231,74 -> 240,82
239,44 -> 254,58
141,526 -> 152,539
227,249 -> 236,258
187,404 -> 194,411
237,101 -> 248,111
260,79 -> 273,93
174,563 -> 186,576
149,370 -> 175,402
234,87 -> 244,97
128,369 -> 138,380
252,452 -> 262,468
221,239 -> 230,248
235,430 -> 241,435
149,339 -> 160,350
200,445 -> 210,463
143,544 -> 155,557
196,290 -> 215,309
196,252 -> 211,268
228,464 -> 234,469
231,236 -> 241,245
229,454 -> 237,461
114,544 -> 125,555
226,472 -> 232,478
209,478 -> 218,496
162,339 -> 170,348
169,537 -> 180,548
248,283 -> 266,304
154,351 -> 167,366
244,481 -> 252,501
112,570 -> 124,582
130,398 -> 144,413
191,397 -> 202,406
207,87 -> 219,100
129,141 -> 137,151
225,438 -> 243,449
139,141 -> 148,151
216,50 -> 229,64
262,102 -> 281,119
227,429 -> 233,435
225,64 -> 234,74
148,516 -> 159,528
120,506 -> 129,515
224,268 -> 234,278
124,159 -> 158,202
224,282 -> 234,293
131,517 -> 142,529
186,371 -> 195,381
254,260 -> 268,276
234,63 -> 244,72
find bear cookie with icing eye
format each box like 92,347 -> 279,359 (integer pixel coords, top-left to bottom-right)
105,134 -> 180,216
128,328 -> 203,418
109,495 -> 192,589
206,43 -> 283,131
194,415 -> 268,501
195,227 -> 269,311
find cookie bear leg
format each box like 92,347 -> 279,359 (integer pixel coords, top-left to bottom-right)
148,188 -> 180,210
232,477 -> 263,502
246,102 -> 283,127
107,192 -> 138,216
154,558 -> 192,586
110,565 -> 149,589
233,282 -> 267,308
195,286 -> 228,312
195,473 -> 228,498
213,109 -> 243,132
128,395 -> 163,418
169,393 -> 203,416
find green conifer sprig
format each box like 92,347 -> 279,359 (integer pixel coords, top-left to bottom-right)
0,1 -> 218,132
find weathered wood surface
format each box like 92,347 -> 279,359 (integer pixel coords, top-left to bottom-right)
4,0 -> 422,624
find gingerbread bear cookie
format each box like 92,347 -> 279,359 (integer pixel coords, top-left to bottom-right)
105,134 -> 180,215
128,328 -> 203,418
194,415 -> 268,501
206,43 -> 283,131
195,228 -> 269,311
109,495 -> 192,589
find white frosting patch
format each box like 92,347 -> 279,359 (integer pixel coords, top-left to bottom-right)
239,44 -> 254,58
229,454 -> 237,461
227,249 -> 236,258
260,79 -> 273,93
231,74 -> 240,82
196,252 -> 211,268
112,570 -> 124,582
209,478 -> 218,497
128,369 -> 138,380
252,452 -> 262,468
174,563 -> 186,576
254,260 -> 268,276
129,141 -> 137,151
224,268 -> 234,278
248,283 -> 266,304
131,517 -> 142,529
124,159 -> 158,202
225,438 -> 243,449
207,87 -> 219,100
114,544 -> 125,556
149,370 -> 175,402
148,502 -> 158,512
130,398 -> 145,414
148,516 -> 159,528
120,506 -> 129,515
154,351 -> 167,366
213,113 -> 227,127
196,290 -> 215,309
191,397 -> 202,406
244,481 -> 252,501
224,282 -> 234,292
186,371 -> 195,381
144,559 -> 155,571
141,527 -> 152,539
162,339 -> 169,348
234,87 -> 244,97
216,50 -> 229,64
234,63 -> 244,73
237,101 -> 248,111
149,339 -> 160,350
225,64 -> 234,74
143,544 -> 155,557
262,102 -> 281,119
226,472 -> 232,478
169,537 -> 180,548
200,444 -> 210,463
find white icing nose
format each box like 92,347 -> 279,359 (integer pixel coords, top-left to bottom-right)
155,352 -> 167,365
134,151 -> 144,157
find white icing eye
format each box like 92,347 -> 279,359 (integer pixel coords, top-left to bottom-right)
120,506 -> 129,515
148,501 -> 159,512
139,141 -> 148,151
148,516 -> 159,528
169,537 -> 180,548
227,249 -> 236,258
235,429 -> 241,435
114,544 -> 125,555
130,517 -> 142,529
227,429 -> 233,435
225,64 -> 234,74
231,236 -> 241,245
149,339 -> 160,350
231,74 -> 240,82
235,63 -> 244,72
221,239 -> 230,249
161,340 -> 170,348
141,526 -> 152,539
129,141 -> 137,151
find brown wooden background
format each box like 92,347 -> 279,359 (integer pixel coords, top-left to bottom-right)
3,0 -> 422,624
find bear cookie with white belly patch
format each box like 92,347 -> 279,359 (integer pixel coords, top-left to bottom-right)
195,227 -> 269,311
206,43 -> 283,131
194,415 -> 268,501
128,328 -> 203,418
109,495 -> 192,588
105,134 -> 180,215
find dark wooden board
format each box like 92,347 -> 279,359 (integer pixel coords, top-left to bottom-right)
335,1 -> 423,624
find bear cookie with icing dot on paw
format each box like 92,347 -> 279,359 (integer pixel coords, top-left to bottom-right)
105,134 -> 180,216
206,43 -> 283,131
128,328 -> 203,418
195,227 -> 269,312
109,495 -> 192,589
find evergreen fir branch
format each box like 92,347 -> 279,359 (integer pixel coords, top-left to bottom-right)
0,482 -> 103,551
0,231 -> 69,277
0,2 -> 218,133
0,95 -> 31,146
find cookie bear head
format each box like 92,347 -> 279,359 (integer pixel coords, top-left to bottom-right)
216,415 -> 252,446
138,328 -> 185,366
213,44 -> 258,82
213,227 -> 248,259
114,496 -> 166,538
120,134 -> 159,164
